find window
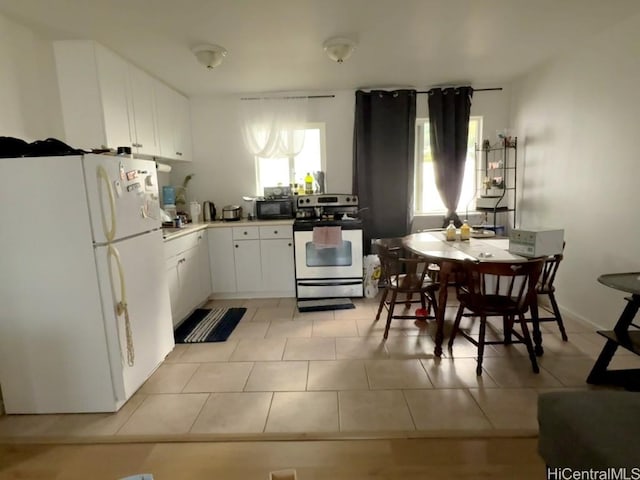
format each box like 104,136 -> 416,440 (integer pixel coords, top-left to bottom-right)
414,117 -> 481,214
256,123 -> 326,195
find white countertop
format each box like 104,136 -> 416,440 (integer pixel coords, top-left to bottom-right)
162,219 -> 295,241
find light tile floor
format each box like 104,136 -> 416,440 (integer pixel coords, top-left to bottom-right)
0,295 -> 632,441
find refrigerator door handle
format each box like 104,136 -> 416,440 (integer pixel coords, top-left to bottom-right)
97,165 -> 117,242
107,244 -> 135,366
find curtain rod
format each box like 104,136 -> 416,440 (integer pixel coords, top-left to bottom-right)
240,94 -> 336,100
416,87 -> 502,94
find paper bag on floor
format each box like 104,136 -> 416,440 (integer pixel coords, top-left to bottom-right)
364,254 -> 381,298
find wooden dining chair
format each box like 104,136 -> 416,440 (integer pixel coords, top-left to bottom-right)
535,247 -> 568,341
372,239 -> 439,339
448,258 -> 545,375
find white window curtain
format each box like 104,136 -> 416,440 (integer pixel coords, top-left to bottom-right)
240,96 -> 308,158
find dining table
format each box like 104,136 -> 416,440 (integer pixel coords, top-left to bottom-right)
402,230 -> 541,357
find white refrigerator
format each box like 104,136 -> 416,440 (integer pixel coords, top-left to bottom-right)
0,154 -> 174,413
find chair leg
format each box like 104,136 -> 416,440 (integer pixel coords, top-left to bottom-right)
549,292 -> 568,341
518,313 -> 540,374
375,288 -> 389,321
476,315 -> 487,376
503,315 -> 513,344
383,290 -> 398,340
427,291 -> 438,318
448,304 -> 465,348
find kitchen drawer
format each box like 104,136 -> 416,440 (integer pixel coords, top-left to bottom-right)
259,225 -> 292,240
232,226 -> 260,240
164,230 -> 201,258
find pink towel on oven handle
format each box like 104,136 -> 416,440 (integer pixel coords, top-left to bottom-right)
312,226 -> 343,248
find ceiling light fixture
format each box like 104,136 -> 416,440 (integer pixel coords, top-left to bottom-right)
323,37 -> 356,63
192,44 -> 227,69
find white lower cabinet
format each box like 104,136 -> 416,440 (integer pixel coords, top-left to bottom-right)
261,238 -> 295,293
196,232 -> 212,300
208,224 -> 295,297
208,227 -> 237,293
234,239 -> 262,292
164,229 -> 211,327
165,258 -> 181,324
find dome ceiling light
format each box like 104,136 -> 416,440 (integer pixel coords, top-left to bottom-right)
323,37 -> 357,63
192,44 -> 228,69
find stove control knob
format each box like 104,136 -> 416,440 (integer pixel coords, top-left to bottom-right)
306,198 -> 311,203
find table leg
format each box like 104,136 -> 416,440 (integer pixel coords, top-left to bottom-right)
434,262 -> 453,357
586,295 -> 640,387
613,295 -> 640,336
586,340 -> 619,385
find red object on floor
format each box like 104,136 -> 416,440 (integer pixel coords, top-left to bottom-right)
415,307 -> 429,319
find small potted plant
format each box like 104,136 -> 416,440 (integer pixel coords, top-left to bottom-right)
175,173 -> 194,214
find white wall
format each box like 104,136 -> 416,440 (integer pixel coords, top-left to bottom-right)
169,91 -> 355,210
173,87 -> 512,225
510,12 -> 640,329
0,13 -> 63,141
0,11 -> 65,417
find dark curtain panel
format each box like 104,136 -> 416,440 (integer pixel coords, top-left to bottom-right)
428,86 -> 473,227
353,89 -> 416,254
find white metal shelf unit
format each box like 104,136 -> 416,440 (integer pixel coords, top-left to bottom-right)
470,137 -> 517,230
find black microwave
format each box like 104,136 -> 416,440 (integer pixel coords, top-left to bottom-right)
256,199 -> 295,219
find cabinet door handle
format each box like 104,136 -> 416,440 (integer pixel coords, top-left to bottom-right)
197,235 -> 202,240
235,244 -> 238,248
274,230 -> 278,234
288,243 -> 292,247
176,152 -> 182,156
243,231 -> 247,235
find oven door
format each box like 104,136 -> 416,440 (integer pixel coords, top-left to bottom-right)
294,229 -> 363,279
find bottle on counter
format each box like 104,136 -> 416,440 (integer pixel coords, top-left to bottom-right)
460,219 -> 471,241
304,172 -> 313,194
446,220 -> 457,241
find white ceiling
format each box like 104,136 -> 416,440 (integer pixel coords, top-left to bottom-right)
2,0 -> 640,96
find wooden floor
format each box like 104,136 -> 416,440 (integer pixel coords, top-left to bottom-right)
0,437 -> 545,479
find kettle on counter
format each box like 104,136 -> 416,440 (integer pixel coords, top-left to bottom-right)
202,201 -> 216,222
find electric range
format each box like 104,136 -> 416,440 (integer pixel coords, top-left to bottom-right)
293,194 -> 364,299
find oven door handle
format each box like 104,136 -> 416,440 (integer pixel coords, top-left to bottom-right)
297,280 -> 363,287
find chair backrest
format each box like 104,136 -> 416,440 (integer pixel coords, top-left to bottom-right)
537,252 -> 563,294
459,258 -> 545,312
374,239 -> 430,292
537,241 -> 565,293
371,237 -> 405,255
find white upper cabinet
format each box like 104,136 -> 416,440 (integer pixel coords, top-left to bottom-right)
174,93 -> 193,161
54,40 -> 191,161
128,66 -> 158,156
154,81 -> 193,161
94,46 -> 133,151
154,81 -> 175,159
